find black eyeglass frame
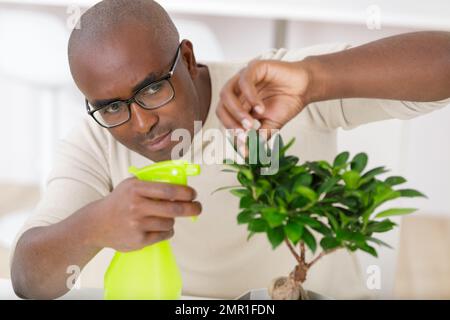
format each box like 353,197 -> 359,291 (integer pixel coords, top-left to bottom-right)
85,43 -> 182,128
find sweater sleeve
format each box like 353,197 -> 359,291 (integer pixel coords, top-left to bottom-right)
9,116 -> 112,265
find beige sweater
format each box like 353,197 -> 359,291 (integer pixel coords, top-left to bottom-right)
11,43 -> 450,299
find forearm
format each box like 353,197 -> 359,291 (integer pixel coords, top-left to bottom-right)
304,31 -> 450,104
11,201 -> 102,299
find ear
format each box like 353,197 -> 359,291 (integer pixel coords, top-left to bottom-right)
180,39 -> 198,78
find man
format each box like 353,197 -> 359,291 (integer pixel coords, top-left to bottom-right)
10,0 -> 450,299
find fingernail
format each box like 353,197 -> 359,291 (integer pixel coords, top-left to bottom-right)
254,105 -> 264,114
241,118 -> 253,130
253,119 -> 261,130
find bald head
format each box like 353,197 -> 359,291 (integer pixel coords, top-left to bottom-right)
68,0 -> 179,63
66,0 -> 209,162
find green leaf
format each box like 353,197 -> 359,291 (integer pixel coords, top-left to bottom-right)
293,215 -> 322,229
302,228 -> 317,253
237,210 -> 255,224
237,171 -> 251,186
337,229 -> 366,246
373,184 -> 401,206
248,203 -> 267,213
385,176 -> 407,186
338,211 -> 352,228
211,185 -> 241,195
313,223 -> 333,237
305,161 -> 331,178
261,208 -> 286,228
267,227 -> 285,249
398,189 -> 427,198
230,188 -> 251,198
223,158 -> 235,165
290,196 -> 309,209
224,162 -> 247,170
240,169 -> 253,181
375,208 -> 417,218
253,187 -> 263,200
248,219 -> 268,232
365,219 -> 397,233
367,237 -> 393,249
342,170 -> 360,189
358,243 -> 378,257
320,237 -> 341,251
318,161 -> 332,171
324,212 -> 339,231
239,195 -> 254,209
317,176 -> 340,195
293,173 -> 313,188
361,166 -> 388,182
256,179 -> 271,190
284,222 -> 304,244
293,186 -> 317,202
280,137 -> 295,156
333,151 -> 350,167
351,153 -> 368,173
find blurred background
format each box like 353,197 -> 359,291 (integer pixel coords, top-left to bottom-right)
0,0 -> 449,299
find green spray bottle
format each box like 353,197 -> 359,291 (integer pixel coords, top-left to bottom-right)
104,160 -> 201,300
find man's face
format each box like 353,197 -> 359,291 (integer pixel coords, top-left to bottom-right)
71,25 -> 199,161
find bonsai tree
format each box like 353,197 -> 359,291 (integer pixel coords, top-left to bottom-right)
218,130 -> 426,300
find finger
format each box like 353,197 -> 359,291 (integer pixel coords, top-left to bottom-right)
142,229 -> 174,246
239,60 -> 269,113
139,217 -> 175,232
140,199 -> 202,218
216,101 -> 243,130
134,180 -> 197,202
220,75 -> 254,130
217,105 -> 249,151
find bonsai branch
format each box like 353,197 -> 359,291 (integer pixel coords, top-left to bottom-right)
300,242 -> 305,264
285,239 -> 302,264
306,248 -> 339,269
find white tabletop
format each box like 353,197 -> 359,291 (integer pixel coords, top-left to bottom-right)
0,278 -> 213,300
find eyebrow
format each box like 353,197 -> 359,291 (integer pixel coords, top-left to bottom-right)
90,70 -> 163,108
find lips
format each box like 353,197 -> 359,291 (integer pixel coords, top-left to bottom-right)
143,130 -> 172,152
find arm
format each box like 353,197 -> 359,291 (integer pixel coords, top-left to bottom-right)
11,119 -> 201,299
12,200 -> 103,299
12,178 -> 200,300
305,31 -> 450,103
216,31 -> 450,132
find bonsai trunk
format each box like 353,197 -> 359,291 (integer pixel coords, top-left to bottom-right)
268,240 -> 337,300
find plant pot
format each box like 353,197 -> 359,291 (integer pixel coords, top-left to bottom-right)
235,288 -> 332,300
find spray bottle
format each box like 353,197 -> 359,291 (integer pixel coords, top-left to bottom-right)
104,160 -> 200,299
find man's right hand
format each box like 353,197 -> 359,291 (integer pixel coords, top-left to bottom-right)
90,177 -> 201,252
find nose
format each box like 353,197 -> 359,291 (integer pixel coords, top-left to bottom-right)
129,102 -> 159,134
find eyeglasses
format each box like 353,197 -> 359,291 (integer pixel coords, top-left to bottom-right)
85,44 -> 182,128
